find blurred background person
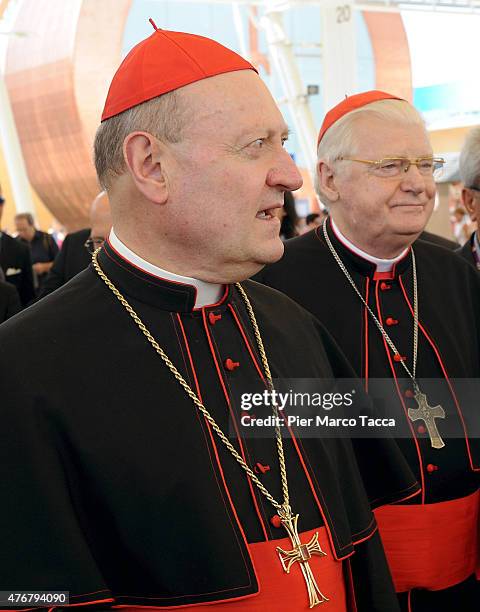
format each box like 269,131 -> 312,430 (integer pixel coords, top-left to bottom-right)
0,277 -> 21,323
451,206 -> 473,246
304,212 -> 322,231
38,191 -> 111,299
458,126 -> 480,270
0,194 -> 35,307
15,212 -> 59,295
301,209 -> 328,234
279,190 -> 300,240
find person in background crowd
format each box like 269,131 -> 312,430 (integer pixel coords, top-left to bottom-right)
38,191 -> 112,298
15,212 -> 59,295
0,193 -> 35,307
0,276 -> 21,323
458,126 -> 480,271
258,90 -> 479,611
452,206 -> 472,246
301,211 -> 326,234
0,30 -> 419,611
280,190 -> 300,240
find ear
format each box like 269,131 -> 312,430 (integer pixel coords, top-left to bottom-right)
461,188 -> 476,220
317,161 -> 340,202
123,131 -> 169,204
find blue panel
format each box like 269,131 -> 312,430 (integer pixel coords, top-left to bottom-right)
414,83 -> 459,113
413,82 -> 480,127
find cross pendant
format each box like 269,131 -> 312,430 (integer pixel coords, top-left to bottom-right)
276,508 -> 329,608
408,389 -> 446,449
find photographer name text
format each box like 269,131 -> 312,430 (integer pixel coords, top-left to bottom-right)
240,415 -> 396,428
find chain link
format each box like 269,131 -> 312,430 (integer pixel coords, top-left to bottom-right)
322,222 -> 419,389
92,250 -> 291,514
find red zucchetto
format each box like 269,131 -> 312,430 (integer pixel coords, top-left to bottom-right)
101,19 -> 257,122
317,90 -> 404,145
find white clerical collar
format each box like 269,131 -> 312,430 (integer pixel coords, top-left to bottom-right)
330,218 -> 409,272
108,229 -> 223,308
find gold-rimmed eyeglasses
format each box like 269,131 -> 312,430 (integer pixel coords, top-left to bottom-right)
336,156 -> 445,179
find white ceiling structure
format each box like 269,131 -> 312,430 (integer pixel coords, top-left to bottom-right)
173,0 -> 480,14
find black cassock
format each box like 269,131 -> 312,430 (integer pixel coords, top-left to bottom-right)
0,240 -> 419,611
457,231 -> 480,271
257,218 -> 480,611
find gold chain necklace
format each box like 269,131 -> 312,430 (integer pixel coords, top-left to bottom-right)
92,249 -> 329,608
322,221 -> 446,449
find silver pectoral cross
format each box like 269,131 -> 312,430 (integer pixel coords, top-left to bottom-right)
408,389 -> 446,449
276,508 -> 329,608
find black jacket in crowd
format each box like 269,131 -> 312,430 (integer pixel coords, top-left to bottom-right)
37,228 -> 91,298
0,278 -> 21,322
0,231 -> 35,306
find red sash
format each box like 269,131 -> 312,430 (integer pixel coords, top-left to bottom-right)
116,526 -> 346,610
374,490 -> 479,592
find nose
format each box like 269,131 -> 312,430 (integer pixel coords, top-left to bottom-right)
399,163 -> 430,195
266,149 -> 303,192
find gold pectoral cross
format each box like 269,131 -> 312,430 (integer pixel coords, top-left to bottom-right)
276,509 -> 329,608
408,389 -> 446,449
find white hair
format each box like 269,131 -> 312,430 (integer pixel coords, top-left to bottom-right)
459,126 -> 480,189
314,99 -> 427,203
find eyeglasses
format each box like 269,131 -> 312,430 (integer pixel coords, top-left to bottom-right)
84,237 -> 105,254
336,156 -> 445,179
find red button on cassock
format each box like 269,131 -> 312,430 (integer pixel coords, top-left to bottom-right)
426,463 -> 438,473
254,462 -> 271,474
271,515 -> 282,528
417,425 -> 426,434
386,317 -> 398,326
404,389 -> 414,398
394,354 -> 406,362
225,358 -> 240,371
380,282 -> 391,291
208,312 -> 222,325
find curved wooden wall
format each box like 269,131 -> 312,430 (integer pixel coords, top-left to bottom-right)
5,0 -> 131,230
362,11 -> 413,103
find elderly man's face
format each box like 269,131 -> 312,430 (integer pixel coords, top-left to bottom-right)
163,70 -> 302,280
472,192 -> 480,226
15,218 -> 36,241
330,116 -> 436,256
462,188 -> 480,229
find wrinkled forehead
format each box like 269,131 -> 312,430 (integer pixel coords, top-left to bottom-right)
350,114 -> 432,158
180,70 -> 289,137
